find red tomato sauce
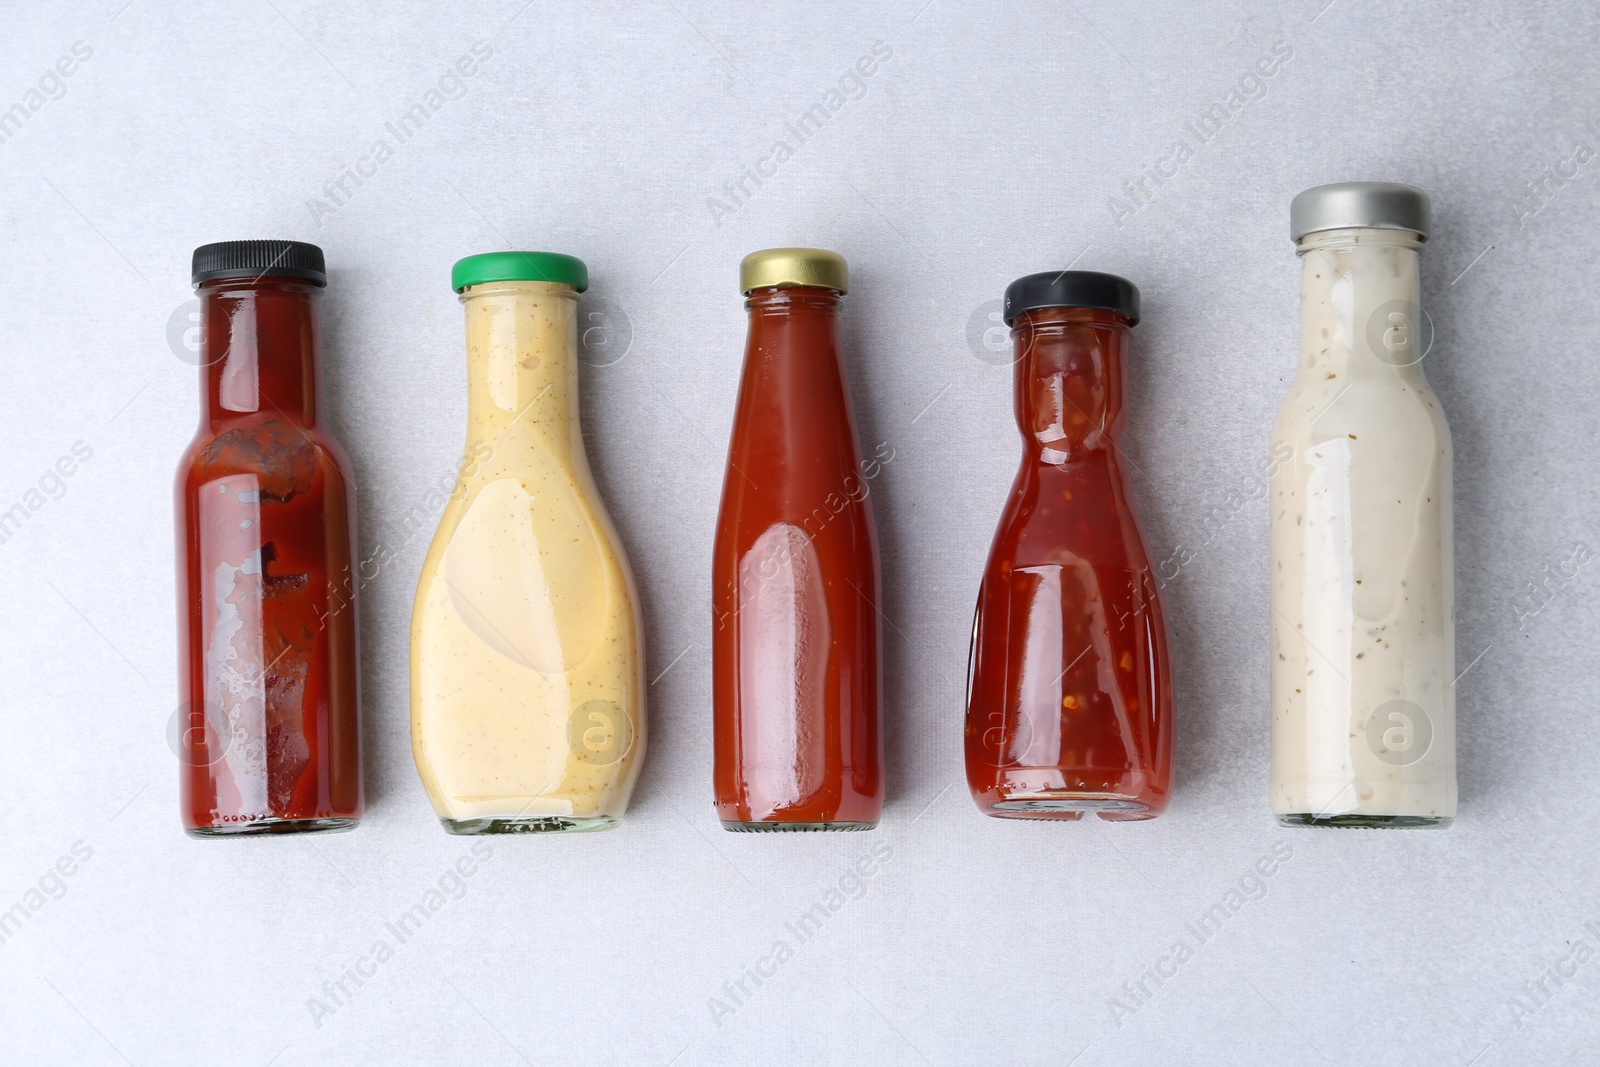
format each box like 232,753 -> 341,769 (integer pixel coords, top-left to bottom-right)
712,284 -> 884,830
175,277 -> 363,834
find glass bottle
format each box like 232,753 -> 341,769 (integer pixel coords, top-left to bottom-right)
410,252 -> 646,834
964,272 -> 1174,820
175,240 -> 363,836
712,248 -> 884,831
1271,182 -> 1456,827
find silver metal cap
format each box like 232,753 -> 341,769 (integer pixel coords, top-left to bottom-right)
1290,182 -> 1431,242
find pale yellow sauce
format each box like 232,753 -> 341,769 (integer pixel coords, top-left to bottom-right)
410,280 -> 645,829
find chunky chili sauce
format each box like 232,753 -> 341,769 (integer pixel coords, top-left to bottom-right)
965,305 -> 1173,819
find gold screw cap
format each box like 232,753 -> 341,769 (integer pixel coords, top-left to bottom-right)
739,247 -> 848,295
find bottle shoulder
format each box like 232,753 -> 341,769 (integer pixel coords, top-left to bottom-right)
1273,370 -> 1449,441
989,457 -> 1152,568
180,417 -> 353,495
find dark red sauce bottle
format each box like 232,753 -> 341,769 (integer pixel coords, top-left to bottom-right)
964,272 -> 1174,821
175,240 -> 363,836
712,248 -> 884,831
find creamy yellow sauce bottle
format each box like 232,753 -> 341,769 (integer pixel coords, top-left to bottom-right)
410,252 -> 645,834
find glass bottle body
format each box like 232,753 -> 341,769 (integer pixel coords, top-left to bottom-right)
964,307 -> 1173,820
410,280 -> 646,834
175,278 -> 363,836
712,286 -> 884,831
1270,228 -> 1456,827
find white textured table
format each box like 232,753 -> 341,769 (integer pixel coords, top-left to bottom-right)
2,2 -> 1597,1064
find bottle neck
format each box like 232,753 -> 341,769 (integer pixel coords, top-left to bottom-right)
742,284 -> 844,375
1010,307 -> 1130,465
1296,227 -> 1427,379
198,279 -> 324,428
460,281 -> 580,444
744,284 -> 842,316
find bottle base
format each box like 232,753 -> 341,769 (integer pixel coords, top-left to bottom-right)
721,820 -> 876,833
186,816 -> 359,838
442,815 -> 620,835
985,794 -> 1154,821
1276,812 -> 1453,829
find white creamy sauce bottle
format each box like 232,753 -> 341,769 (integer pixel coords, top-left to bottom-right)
1270,182 -> 1456,827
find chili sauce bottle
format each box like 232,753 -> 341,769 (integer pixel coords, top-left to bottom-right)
175,240 -> 363,835
963,272 -> 1174,820
712,248 -> 885,831
1271,183 -> 1456,827
410,252 -> 646,834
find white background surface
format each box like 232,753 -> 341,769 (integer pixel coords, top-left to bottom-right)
1,1 -> 1597,1064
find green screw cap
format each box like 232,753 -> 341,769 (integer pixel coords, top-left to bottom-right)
451,251 -> 588,293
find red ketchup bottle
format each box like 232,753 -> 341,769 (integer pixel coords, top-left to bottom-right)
175,240 -> 363,836
964,271 -> 1174,821
712,248 -> 885,831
